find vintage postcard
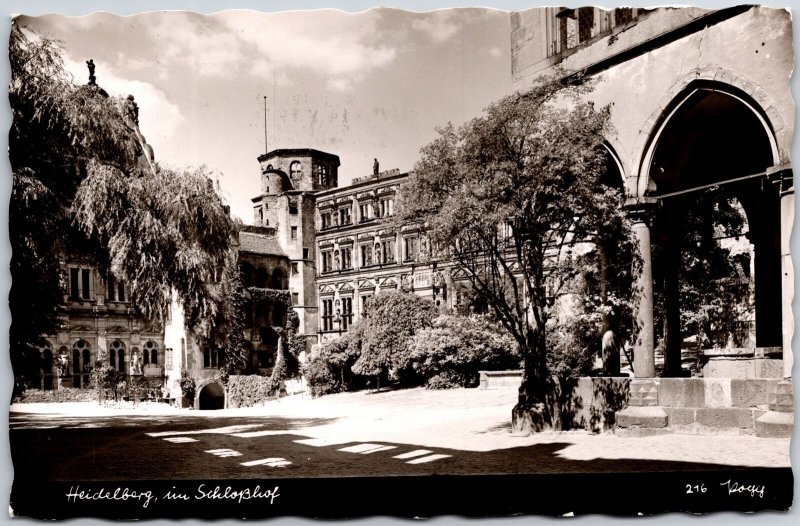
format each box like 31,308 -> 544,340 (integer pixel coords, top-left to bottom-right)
6,3 -> 795,519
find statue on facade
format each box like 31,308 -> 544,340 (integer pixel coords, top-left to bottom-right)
86,59 -> 96,86
373,158 -> 379,176
57,352 -> 69,377
131,351 -> 142,375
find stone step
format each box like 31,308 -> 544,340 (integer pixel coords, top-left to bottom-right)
616,406 -> 668,428
755,411 -> 794,438
615,427 -> 673,437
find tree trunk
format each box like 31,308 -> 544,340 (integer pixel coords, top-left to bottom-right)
511,324 -> 555,435
599,239 -> 620,376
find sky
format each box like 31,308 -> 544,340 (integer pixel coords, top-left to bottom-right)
18,9 -> 511,222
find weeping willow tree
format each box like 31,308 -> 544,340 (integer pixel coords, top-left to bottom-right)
9,23 -> 237,390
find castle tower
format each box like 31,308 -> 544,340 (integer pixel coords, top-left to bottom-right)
252,149 -> 341,352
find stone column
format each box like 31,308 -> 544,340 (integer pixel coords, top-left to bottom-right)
626,198 -> 657,378
769,166 -> 794,379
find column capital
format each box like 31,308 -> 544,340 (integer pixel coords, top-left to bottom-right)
624,196 -> 658,224
767,165 -> 793,196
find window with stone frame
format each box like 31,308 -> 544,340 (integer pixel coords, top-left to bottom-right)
341,296 -> 353,329
339,207 -> 351,225
404,236 -> 419,262
382,240 -> 395,263
359,202 -> 372,223
144,340 -> 158,365
340,247 -> 352,270
321,298 -> 334,331
321,250 -> 333,273
69,267 -> 93,300
360,244 -> 373,267
321,211 -> 332,229
106,273 -> 126,302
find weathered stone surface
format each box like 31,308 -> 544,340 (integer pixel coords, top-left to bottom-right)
616,406 -> 668,428
755,411 -> 794,438
658,378 -> 705,407
769,380 -> 794,413
695,408 -> 755,430
703,378 -> 732,408
730,379 -> 768,408
665,407 -> 696,426
628,379 -> 659,407
702,359 -> 753,379
755,358 -> 784,378
616,427 -> 673,437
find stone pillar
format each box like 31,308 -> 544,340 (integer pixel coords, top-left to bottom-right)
626,198 -> 657,378
769,166 -> 794,379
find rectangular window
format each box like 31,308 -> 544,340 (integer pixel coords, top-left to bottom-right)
359,203 -> 372,223
291,262 -> 299,275
361,294 -> 371,314
107,274 -> 116,302
360,245 -> 373,267
292,292 -> 299,305
81,269 -> 91,300
303,248 -> 310,259
166,348 -> 173,370
289,198 -> 299,215
70,268 -> 80,299
322,251 -> 333,273
291,226 -> 298,240
339,208 -> 351,226
341,297 -> 353,330
382,241 -> 395,263
118,282 -> 125,302
341,247 -> 352,270
321,212 -> 332,229
405,237 -> 418,262
322,299 -> 333,331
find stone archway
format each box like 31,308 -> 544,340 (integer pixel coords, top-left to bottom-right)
197,381 -> 225,410
629,80 -> 790,378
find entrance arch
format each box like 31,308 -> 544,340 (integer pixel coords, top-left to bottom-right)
641,82 -> 783,376
197,381 -> 225,410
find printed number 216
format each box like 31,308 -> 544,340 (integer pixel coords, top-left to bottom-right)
686,484 -> 707,494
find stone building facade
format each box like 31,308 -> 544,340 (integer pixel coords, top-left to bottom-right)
511,5 -> 794,380
509,5 -> 793,436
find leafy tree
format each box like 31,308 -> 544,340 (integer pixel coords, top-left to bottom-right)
351,292 -> 437,389
304,333 -> 362,397
398,72 -> 630,432
9,24 -> 237,385
409,314 -> 520,389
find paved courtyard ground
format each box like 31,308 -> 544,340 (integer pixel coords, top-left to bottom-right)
10,386 -> 791,469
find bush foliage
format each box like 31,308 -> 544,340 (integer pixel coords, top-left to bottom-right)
409,315 -> 521,388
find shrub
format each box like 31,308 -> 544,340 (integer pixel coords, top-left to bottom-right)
409,314 -> 521,388
351,292 -> 437,387
92,362 -> 122,401
180,368 -> 196,404
304,332 -> 363,397
226,375 -> 282,408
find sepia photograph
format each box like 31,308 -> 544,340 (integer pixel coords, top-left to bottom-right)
4,1 -> 796,520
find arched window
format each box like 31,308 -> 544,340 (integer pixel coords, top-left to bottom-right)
109,340 -> 125,370
120,348 -> 128,373
73,340 -> 91,370
271,268 -> 285,289
239,262 -> 253,287
82,349 -> 91,372
37,341 -> 53,370
254,267 -> 268,288
144,340 -> 158,365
